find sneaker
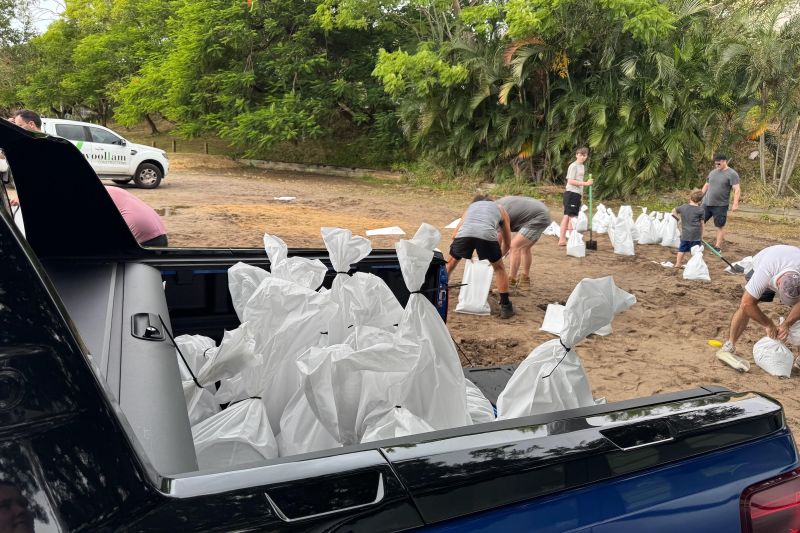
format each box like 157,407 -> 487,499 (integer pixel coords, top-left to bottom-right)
518,275 -> 531,289
499,302 -> 515,319
721,341 -> 736,355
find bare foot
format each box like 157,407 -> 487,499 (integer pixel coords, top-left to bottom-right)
558,240 -> 567,246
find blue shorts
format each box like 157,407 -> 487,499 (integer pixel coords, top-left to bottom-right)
678,240 -> 701,253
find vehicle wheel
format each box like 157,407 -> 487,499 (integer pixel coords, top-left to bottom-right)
112,178 -> 132,185
133,163 -> 162,189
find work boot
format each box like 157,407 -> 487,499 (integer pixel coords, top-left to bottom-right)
518,275 -> 531,289
499,302 -> 515,319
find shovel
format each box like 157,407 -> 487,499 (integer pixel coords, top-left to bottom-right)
701,239 -> 744,273
586,176 -> 597,250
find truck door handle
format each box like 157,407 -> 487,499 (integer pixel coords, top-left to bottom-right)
264,472 -> 385,522
600,419 -> 674,451
131,312 -> 165,341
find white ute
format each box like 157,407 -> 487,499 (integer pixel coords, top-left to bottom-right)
40,118 -> 170,189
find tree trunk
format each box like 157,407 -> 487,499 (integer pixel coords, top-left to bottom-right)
777,117 -> 800,195
144,113 -> 159,135
759,133 -> 766,184
772,142 -> 780,183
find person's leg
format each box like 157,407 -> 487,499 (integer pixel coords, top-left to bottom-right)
447,237 -> 471,275
675,251 -> 685,268
477,239 -> 514,318
446,256 -> 460,276
712,207 -> 728,249
725,305 -> 750,353
508,232 -> 532,281
521,241 -> 534,278
558,214 -> 570,245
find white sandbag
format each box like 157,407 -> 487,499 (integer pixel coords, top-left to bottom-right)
195,325 -> 262,386
344,272 -> 404,329
592,204 -> 610,234
228,262 -> 270,322
366,226 -> 405,236
726,256 -> 754,274
239,251 -> 339,434
264,234 -> 328,290
610,217 -> 635,256
214,375 -> 248,404
277,389 -> 341,456
192,399 -> 278,469
396,224 -> 470,429
543,221 -> 561,236
540,304 -> 565,335
465,379 -> 495,424
575,205 -> 588,232
455,259 -> 493,315
566,229 -> 586,258
445,218 -> 461,229
297,336 -> 421,445
660,214 -> 680,248
779,317 -> 800,346
321,227 -> 376,344
344,325 -> 397,350
753,337 -> 794,377
360,406 -> 435,443
182,381 -> 220,426
497,277 -> 636,419
683,245 -> 710,281
174,334 -> 216,380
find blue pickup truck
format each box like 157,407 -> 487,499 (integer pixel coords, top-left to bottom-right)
1,120 -> 798,532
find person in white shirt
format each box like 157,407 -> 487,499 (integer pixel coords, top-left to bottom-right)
721,245 -> 800,355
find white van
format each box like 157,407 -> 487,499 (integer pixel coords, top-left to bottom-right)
40,118 -> 170,189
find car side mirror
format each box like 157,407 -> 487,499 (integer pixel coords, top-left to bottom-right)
118,139 -> 127,146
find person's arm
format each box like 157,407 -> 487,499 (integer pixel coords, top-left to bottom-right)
740,292 -> 778,338
731,183 -> 741,211
777,302 -> 800,341
499,206 -> 512,256
452,209 -> 467,238
701,182 -> 709,195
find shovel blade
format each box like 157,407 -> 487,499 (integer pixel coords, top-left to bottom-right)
586,240 -> 598,250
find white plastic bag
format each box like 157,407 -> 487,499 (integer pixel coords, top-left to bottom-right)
360,406 -> 435,443
575,205 -> 588,232
228,262 -> 270,322
543,221 -> 561,236
592,204 -> 610,234
276,389 -> 341,456
182,381 -> 220,426
396,224 -> 470,430
192,399 -> 278,469
753,337 -> 794,377
497,277 -> 636,419
726,256 -> 754,275
610,216 -> 635,256
455,259 -> 493,315
196,325 -> 262,386
683,245 -> 710,281
660,215 -> 680,248
540,304 -> 565,335
566,229 -> 586,258
465,379 -> 495,424
174,334 -> 216,381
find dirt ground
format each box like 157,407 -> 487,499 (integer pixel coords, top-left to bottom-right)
132,155 -> 800,429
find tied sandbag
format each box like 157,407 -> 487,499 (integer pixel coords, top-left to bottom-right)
619,206 -> 639,242
609,216 -> 635,256
660,214 -> 680,248
540,303 -> 611,337
465,379 -> 495,424
575,205 -> 588,232
497,277 -> 636,419
319,228 -> 404,337
276,389 -> 341,456
228,262 -> 270,322
196,325 -> 262,386
174,334 -> 216,381
396,224 -> 470,430
182,382 -> 220,426
360,406 -> 435,443
566,229 -> 586,258
295,335 -> 421,446
683,245 -> 710,281
753,337 -> 794,377
592,203 -> 610,234
543,221 -> 561,236
192,399 -> 279,469
455,259 -> 493,315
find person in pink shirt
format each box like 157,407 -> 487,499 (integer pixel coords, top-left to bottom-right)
104,186 -> 168,246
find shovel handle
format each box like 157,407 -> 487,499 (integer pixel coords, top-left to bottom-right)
701,239 -> 737,269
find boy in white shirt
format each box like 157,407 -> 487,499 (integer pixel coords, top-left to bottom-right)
558,147 -> 593,246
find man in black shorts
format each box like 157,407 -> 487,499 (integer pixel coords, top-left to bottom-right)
558,147 -> 593,245
448,195 -> 514,318
701,154 -> 740,251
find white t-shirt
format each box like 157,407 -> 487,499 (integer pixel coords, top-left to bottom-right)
565,162 -> 585,194
745,245 -> 800,299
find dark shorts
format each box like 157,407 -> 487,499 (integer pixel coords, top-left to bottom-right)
450,237 -> 502,263
678,240 -> 701,253
745,270 -> 776,303
704,205 -> 728,228
563,191 -> 582,217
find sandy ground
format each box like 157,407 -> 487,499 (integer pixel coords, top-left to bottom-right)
128,155 -> 800,429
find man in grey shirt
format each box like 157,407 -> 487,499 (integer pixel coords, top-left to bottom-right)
702,154 -> 740,251
496,196 -> 552,289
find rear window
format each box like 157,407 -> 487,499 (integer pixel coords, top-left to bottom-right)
55,124 -> 88,142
